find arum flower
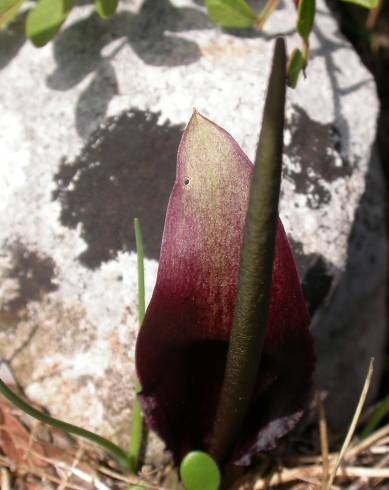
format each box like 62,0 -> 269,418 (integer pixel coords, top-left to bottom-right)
135,106 -> 314,467
136,40 -> 314,468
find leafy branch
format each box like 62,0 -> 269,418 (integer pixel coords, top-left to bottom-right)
205,0 -> 378,87
0,0 -> 119,45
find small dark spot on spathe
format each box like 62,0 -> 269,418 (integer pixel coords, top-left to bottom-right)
53,109 -> 184,268
5,243 -> 58,312
284,105 -> 352,210
289,238 -> 334,316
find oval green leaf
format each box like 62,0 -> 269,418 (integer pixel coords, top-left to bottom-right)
95,0 -> 119,20
297,0 -> 315,41
339,0 -> 378,8
180,451 -> 221,490
0,0 -> 25,30
205,0 -> 257,28
287,47 -> 304,88
26,0 -> 76,47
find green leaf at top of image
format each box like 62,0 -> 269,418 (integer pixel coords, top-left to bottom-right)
180,451 -> 221,490
287,48 -> 304,88
297,0 -> 315,41
205,0 -> 257,28
0,0 -> 25,30
95,0 -> 119,20
339,0 -> 378,8
26,0 -> 76,47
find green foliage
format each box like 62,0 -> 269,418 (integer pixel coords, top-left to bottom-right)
0,378 -> 130,469
128,218 -> 147,473
205,0 -> 257,28
340,0 -> 378,8
361,394 -> 389,438
0,0 -> 25,29
95,0 -> 119,20
287,48 -> 304,88
297,0 -> 316,41
26,0 -> 76,47
180,451 -> 221,490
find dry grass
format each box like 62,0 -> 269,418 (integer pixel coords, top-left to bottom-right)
0,359 -> 388,490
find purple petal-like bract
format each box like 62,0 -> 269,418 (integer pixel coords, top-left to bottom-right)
135,112 -> 315,466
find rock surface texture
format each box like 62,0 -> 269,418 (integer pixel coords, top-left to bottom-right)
0,0 -> 387,466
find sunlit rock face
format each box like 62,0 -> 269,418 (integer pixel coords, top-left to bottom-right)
0,0 -> 386,466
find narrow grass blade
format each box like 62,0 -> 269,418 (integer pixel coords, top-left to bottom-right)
210,38 -> 287,464
347,423 -> 389,459
128,217 -> 147,473
361,393 -> 389,439
0,379 -> 130,469
134,217 -> 145,325
315,391 -> 329,490
325,358 -> 374,490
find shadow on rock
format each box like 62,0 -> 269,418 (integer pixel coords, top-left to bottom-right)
0,12 -> 27,71
46,0 -> 212,136
53,108 -> 184,268
312,148 -> 387,431
75,61 -> 118,137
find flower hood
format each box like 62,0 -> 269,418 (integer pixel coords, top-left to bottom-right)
135,111 -> 314,466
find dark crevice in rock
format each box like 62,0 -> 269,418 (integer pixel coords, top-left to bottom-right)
53,109 -> 183,268
289,238 -> 334,316
284,105 -> 353,209
312,150 -> 387,428
302,257 -> 334,316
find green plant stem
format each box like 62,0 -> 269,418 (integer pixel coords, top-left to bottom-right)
209,38 -> 287,465
134,218 -> 146,326
128,217 -> 146,473
0,379 -> 130,469
302,38 -> 310,66
255,0 -> 279,30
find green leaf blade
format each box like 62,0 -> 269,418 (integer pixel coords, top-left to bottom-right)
297,0 -> 316,41
287,48 -> 304,88
180,451 -> 221,490
205,0 -> 257,28
128,217 -> 147,472
26,0 -> 76,47
95,0 -> 119,20
339,0 -> 378,8
0,378 -> 130,469
0,0 -> 25,30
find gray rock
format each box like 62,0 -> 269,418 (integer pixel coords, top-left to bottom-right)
0,0 -> 386,466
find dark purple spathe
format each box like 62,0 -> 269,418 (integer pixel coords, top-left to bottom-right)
135,111 -> 315,466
